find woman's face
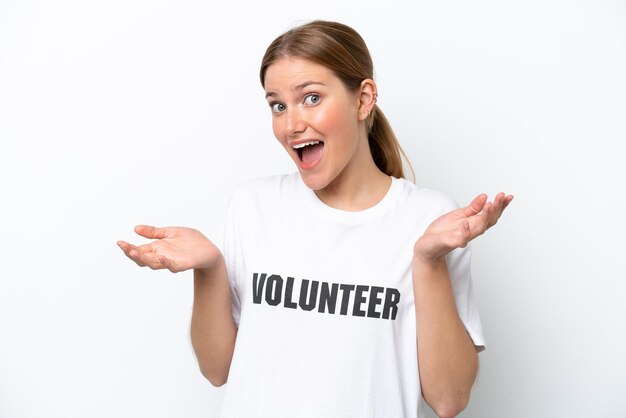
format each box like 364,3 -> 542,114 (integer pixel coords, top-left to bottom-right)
263,57 -> 370,192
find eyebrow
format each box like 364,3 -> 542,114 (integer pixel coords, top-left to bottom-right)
265,81 -> 326,98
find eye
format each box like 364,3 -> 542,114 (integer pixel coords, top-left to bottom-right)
271,102 -> 286,113
304,94 -> 321,105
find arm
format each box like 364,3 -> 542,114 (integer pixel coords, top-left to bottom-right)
413,193 -> 513,418
118,225 -> 237,387
413,259 -> 478,418
191,258 -> 237,387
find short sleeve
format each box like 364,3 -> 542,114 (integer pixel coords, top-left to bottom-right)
445,244 -> 486,351
219,192 -> 243,328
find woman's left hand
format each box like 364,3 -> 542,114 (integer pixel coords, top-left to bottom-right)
413,193 -> 513,265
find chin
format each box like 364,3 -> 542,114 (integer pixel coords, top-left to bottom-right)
298,170 -> 330,191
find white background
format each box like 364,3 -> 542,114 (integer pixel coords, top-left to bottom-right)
1,0 -> 625,417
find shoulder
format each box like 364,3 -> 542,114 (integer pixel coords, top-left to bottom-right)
393,177 -> 461,216
228,172 -> 301,207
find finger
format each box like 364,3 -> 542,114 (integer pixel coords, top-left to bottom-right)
131,250 -> 166,270
502,195 -> 514,211
134,225 -> 169,240
467,202 -> 493,236
130,252 -> 147,267
118,242 -> 148,267
493,192 -> 505,208
488,193 -> 505,226
479,194 -> 511,231
463,193 -> 513,238
119,240 -> 164,267
119,240 -> 156,256
157,255 -> 183,273
488,193 -> 512,226
462,194 -> 488,217
117,240 -> 131,253
493,193 -> 513,211
117,240 -> 143,260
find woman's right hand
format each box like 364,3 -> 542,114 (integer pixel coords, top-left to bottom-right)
117,225 -> 221,273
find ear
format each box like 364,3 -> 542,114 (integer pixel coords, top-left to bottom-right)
357,79 -> 378,121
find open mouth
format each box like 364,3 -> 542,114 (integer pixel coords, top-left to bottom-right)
292,141 -> 325,165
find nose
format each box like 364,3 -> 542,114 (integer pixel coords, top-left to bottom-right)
285,107 -> 306,138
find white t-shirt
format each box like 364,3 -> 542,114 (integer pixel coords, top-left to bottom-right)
219,172 -> 484,418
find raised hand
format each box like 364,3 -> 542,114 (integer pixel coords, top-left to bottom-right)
117,225 -> 221,273
413,193 -> 513,264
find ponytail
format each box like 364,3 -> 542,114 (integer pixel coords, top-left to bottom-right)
367,105 -> 414,180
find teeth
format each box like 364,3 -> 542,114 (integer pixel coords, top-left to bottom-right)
292,141 -> 320,150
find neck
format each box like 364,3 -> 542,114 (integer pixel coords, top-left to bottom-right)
314,157 -> 392,212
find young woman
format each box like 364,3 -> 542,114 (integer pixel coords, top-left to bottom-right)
118,20 -> 512,418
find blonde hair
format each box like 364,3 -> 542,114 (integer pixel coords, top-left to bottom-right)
260,20 -> 414,180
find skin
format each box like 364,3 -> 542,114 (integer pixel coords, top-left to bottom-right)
413,192 -> 511,418
118,56 -> 513,416
117,226 -> 236,386
263,56 -> 389,211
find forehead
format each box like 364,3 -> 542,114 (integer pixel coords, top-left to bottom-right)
264,57 -> 339,93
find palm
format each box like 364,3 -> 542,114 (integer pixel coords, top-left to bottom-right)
414,193 -> 513,263
118,225 -> 220,273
